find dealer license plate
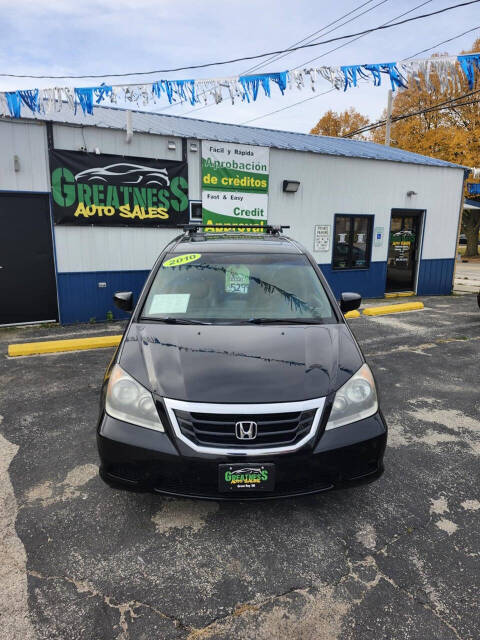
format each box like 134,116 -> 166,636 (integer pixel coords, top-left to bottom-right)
218,463 -> 275,492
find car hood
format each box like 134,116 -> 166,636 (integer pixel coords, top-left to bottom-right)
119,322 -> 363,404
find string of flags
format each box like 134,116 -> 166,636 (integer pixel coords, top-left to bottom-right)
0,53 -> 479,119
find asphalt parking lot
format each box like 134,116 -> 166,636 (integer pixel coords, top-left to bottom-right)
1,295 -> 479,640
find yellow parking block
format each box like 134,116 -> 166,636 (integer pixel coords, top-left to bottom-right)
363,302 -> 424,317
344,310 -> 361,319
385,291 -> 416,298
8,335 -> 122,357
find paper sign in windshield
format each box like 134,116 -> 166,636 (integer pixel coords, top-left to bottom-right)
163,253 -> 201,267
149,294 -> 190,314
225,265 -> 250,294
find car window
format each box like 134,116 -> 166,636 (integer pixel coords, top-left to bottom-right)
141,252 -> 337,323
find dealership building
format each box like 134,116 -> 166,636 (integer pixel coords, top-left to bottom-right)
0,105 -> 467,325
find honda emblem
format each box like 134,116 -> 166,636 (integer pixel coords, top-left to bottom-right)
235,421 -> 257,440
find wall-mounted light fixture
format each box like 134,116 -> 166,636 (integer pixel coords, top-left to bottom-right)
406,190 -> 418,197
283,180 -> 300,193
168,140 -> 176,150
13,155 -> 20,172
189,142 -> 198,152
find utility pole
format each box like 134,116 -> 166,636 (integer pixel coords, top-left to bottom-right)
385,89 -> 393,146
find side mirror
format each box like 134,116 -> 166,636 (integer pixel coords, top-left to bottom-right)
340,292 -> 362,313
113,291 -> 133,313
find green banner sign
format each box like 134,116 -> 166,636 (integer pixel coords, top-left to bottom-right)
201,141 -> 269,231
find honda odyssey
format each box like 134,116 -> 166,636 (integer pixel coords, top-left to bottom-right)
97,225 -> 387,499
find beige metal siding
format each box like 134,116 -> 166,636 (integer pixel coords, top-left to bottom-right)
54,226 -> 180,272
0,120 -> 49,191
52,124 -> 183,161
268,149 -> 464,263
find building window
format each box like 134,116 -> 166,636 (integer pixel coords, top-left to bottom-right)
189,201 -> 202,221
332,214 -> 373,270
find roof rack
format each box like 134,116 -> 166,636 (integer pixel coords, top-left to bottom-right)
178,224 -> 290,236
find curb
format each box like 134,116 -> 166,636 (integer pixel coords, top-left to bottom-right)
362,302 -> 424,317
344,310 -> 361,319
8,335 -> 122,357
384,291 -> 416,298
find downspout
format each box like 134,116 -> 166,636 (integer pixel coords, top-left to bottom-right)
452,168 -> 471,292
125,110 -> 133,144
45,121 -> 62,323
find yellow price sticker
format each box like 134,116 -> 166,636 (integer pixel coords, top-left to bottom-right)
163,253 -> 202,267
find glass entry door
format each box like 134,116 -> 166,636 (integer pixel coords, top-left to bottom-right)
386,211 -> 422,292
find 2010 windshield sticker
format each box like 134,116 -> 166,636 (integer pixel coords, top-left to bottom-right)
225,265 -> 250,294
163,253 -> 201,267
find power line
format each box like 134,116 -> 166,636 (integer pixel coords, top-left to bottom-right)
237,0 -> 434,126
297,0 -> 432,68
339,28 -> 480,137
172,22 -> 480,126
244,0 -> 389,75
242,16 -> 479,129
173,0 -> 390,117
1,0 -> 478,79
341,32 -> 480,139
243,0 -> 379,75
408,25 -> 480,58
342,87 -> 480,137
187,16 -> 480,134
362,98 -> 480,130
179,0 -> 431,121
344,92 -> 479,137
240,89 -> 336,125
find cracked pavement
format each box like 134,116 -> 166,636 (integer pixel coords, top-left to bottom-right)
0,294 -> 479,639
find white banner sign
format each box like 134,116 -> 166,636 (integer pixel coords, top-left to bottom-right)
201,140 -> 269,229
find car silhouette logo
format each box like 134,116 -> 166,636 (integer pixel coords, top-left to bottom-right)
235,421 -> 257,440
229,467 -> 263,475
74,163 -> 170,186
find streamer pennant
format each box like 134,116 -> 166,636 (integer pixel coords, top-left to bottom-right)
0,53 -> 479,119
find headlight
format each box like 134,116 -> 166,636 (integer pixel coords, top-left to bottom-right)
105,364 -> 165,432
325,364 -> 378,430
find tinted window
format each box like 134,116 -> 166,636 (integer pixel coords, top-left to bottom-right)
332,214 -> 373,270
141,252 -> 336,323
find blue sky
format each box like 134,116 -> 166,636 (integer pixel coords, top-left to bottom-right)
0,0 -> 478,132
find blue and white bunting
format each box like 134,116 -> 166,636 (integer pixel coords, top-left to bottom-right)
0,53 -> 479,119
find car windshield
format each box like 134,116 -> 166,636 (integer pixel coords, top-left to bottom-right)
141,251 -> 336,324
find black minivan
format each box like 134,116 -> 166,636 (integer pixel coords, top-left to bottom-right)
97,226 -> 387,499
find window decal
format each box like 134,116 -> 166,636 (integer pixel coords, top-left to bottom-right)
225,265 -> 250,294
163,253 -> 201,267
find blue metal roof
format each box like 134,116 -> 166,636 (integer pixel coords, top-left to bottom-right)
14,104 -> 464,170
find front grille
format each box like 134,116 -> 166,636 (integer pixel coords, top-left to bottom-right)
154,475 -> 334,498
174,409 -> 317,449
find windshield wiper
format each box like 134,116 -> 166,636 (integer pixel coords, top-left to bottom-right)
142,317 -> 211,325
246,318 -> 324,325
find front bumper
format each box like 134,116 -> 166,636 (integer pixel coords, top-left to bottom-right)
97,410 -> 387,500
